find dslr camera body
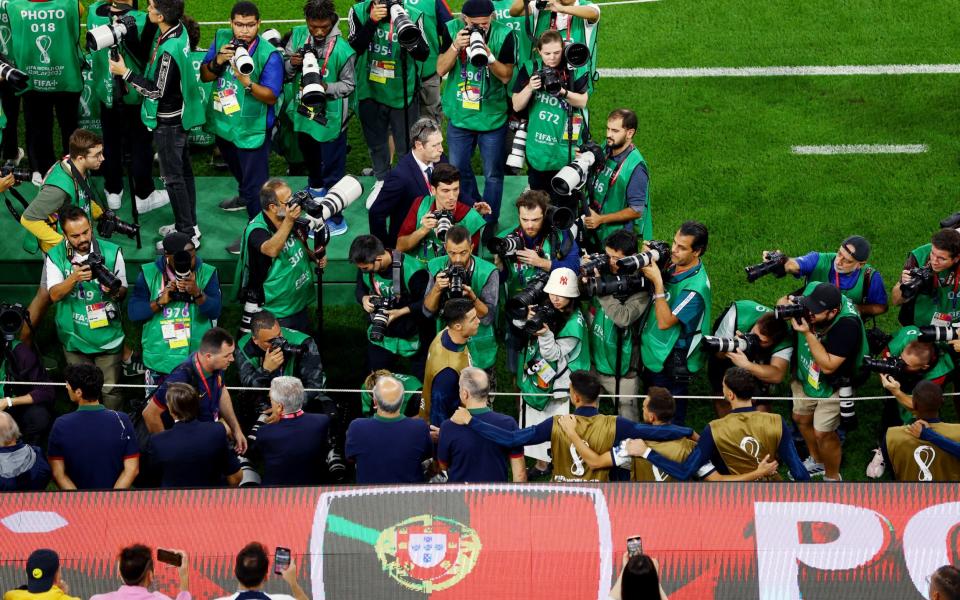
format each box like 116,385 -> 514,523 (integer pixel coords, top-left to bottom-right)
376,0 -> 424,52
97,210 -> 140,240
431,209 -> 454,241
0,302 -> 29,343
297,41 -> 327,113
269,335 -> 305,358
506,270 -> 550,320
369,295 -> 398,342
444,264 -> 468,298
86,13 -> 137,53
464,24 -> 488,68
79,253 -> 122,295
522,301 -> 560,335
900,265 -> 934,301
535,66 -> 563,96
745,251 -> 788,283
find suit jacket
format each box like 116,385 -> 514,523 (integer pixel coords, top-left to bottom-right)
368,151 -> 448,247
148,420 -> 241,488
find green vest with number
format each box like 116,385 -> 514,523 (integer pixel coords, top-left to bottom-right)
205,30 -> 279,149
86,3 -> 145,107
533,0 -> 598,91
427,255 -> 497,368
140,261 -> 215,374
407,0 -> 442,79
492,0 -> 528,91
49,240 -> 124,353
410,195 -> 486,263
237,327 -> 310,376
807,252 -> 874,305
352,0 -> 424,110
525,60 -> 587,172
8,0 -> 83,93
794,281 -> 867,398
441,19 -> 513,131
187,49 -> 216,146
367,252 -> 424,356
42,161 -> 94,220
503,229 -> 551,296
287,27 -> 355,143
589,295 -> 634,377
0,0 -> 12,57
141,24 -> 205,131
909,244 -> 960,327
590,145 -> 650,242
518,308 -> 589,410
726,300 -> 792,355
235,213 -> 314,318
640,262 -> 711,374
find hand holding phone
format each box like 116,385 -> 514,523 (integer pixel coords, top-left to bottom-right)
157,548 -> 183,567
626,535 -> 643,558
274,547 -> 291,575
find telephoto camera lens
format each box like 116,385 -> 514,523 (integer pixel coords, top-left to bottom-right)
0,303 -> 27,341
233,43 -> 255,75
773,303 -> 807,321
506,122 -> 528,169
86,14 -> 135,52
388,2 -> 424,51
506,271 -> 550,320
917,325 -> 960,343
0,59 -> 28,92
300,50 -> 326,106
544,204 -> 574,230
173,250 -> 192,280
433,210 -> 454,241
262,28 -> 282,47
317,175 -> 364,220
466,27 -> 488,68
580,253 -> 608,275
702,335 -> 750,354
563,41 -> 590,68
616,250 -> 659,275
96,210 -> 140,240
486,234 -> 523,257
370,309 -> 390,342
552,143 -> 604,196
862,356 -> 907,376
85,254 -> 122,294
237,456 -> 262,487
744,251 -> 788,283
446,265 -> 466,298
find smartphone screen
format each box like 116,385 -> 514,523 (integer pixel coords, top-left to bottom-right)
274,547 -> 291,575
626,536 -> 643,558
156,549 -> 182,567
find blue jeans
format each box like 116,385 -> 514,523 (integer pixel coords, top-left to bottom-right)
446,123 -> 507,225
216,134 -> 272,219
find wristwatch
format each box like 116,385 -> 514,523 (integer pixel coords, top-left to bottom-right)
5,398 -> 12,409
652,292 -> 667,300
244,82 -> 254,93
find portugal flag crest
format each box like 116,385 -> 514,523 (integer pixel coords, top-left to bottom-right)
377,515 -> 481,592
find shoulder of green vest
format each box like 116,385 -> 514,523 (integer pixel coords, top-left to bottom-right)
426,255 -> 447,274
97,239 -> 121,258
560,309 -> 587,336
911,244 -> 932,262
402,253 -> 427,274
280,327 -> 311,344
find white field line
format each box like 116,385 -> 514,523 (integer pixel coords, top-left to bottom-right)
791,144 -> 929,155
599,64 -> 960,78
197,0 -> 659,25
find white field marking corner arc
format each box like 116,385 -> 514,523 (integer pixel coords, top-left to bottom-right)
309,484 -> 613,600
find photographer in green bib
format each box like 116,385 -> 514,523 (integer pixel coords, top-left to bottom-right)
507,0 -> 599,91
348,0 -> 429,181
44,206 -> 127,410
110,0 -> 204,249
511,30 -> 589,208
235,179 -> 324,335
423,225 -> 499,372
582,229 -> 649,422
410,0 -> 453,123
349,234 -> 431,380
705,300 -> 792,417
581,108 -> 650,252
6,0 -> 85,182
437,0 -> 516,238
395,163 -> 490,263
785,282 -> 867,481
0,1 -> 25,166
283,0 -> 357,237
86,0 -> 169,214
639,221 -> 711,427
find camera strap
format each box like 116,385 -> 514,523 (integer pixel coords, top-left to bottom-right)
391,249 -> 405,297
67,159 -> 104,213
3,187 -> 29,223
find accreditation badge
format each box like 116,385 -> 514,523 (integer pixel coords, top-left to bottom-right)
85,303 -> 109,329
217,88 -> 241,115
369,60 -> 396,83
460,81 -> 481,111
806,361 -> 821,390
931,312 -> 953,328
161,318 -> 191,349
563,114 -> 583,141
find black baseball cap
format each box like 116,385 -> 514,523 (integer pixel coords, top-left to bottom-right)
462,0 -> 494,16
26,549 -> 59,593
161,232 -> 194,255
799,283 -> 842,314
841,235 -> 871,262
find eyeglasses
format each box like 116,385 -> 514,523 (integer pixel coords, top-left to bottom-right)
410,120 -> 438,143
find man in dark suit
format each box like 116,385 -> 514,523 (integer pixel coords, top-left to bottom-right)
147,383 -> 242,488
368,117 -> 448,248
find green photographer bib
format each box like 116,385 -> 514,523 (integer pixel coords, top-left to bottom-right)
427,255 -> 497,369
86,3 -> 146,108
187,49 -> 216,146
286,26 -> 355,144
8,0 -> 83,93
727,300 -> 791,356
43,161 -> 93,220
590,145 -> 650,242
48,240 -> 125,354
492,0 -> 528,92
525,60 -> 588,172
639,262 -> 712,374
235,214 -> 314,319
410,195 -> 486,264
441,19 -> 513,132
807,252 -> 874,305
140,261 -> 215,374
361,372 -> 421,414
352,0 -> 424,110
237,327 -> 310,376
366,252 -> 424,357
141,24 -> 205,131
518,308 -> 589,410
502,228 -> 551,297
589,295 -> 633,377
908,244 -> 960,327
532,0 -> 599,91
887,325 -> 955,424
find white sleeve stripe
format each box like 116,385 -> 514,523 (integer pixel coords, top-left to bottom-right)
671,291 -> 697,316
696,461 -> 716,479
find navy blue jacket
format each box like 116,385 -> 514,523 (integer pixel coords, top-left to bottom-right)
148,420 -> 241,488
368,151 -> 449,247
0,443 -> 51,491
254,412 -> 331,486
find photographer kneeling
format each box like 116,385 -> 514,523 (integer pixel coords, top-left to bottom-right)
582,229 -> 650,422
45,206 -> 127,410
516,266 -> 589,478
350,234 -> 431,379
0,304 -> 54,445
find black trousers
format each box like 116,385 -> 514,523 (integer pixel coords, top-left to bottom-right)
22,91 -> 80,175
99,101 -> 156,199
1,83 -> 21,161
154,123 -> 196,234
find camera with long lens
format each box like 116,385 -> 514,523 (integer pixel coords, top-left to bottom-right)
289,175 -> 364,228
167,250 -> 195,303
773,302 -> 809,321
862,356 -> 907,377
703,333 -> 761,356
580,252 -> 608,275
81,253 -> 122,294
506,270 -> 550,320
745,251 -> 788,283
534,0 -> 548,9
377,0 -> 425,52
86,14 -> 136,52
0,160 -> 31,184
552,141 -> 605,196
900,265 -> 934,301
918,325 -> 960,343
0,303 -> 28,342
270,335 -> 305,358
231,39 -> 255,76
369,295 -> 397,342
445,264 -> 467,298
237,456 -> 262,487
563,41 -> 590,68
584,273 -> 646,299
522,302 -> 559,335
535,66 -> 562,95
262,28 -> 282,47
486,232 -> 523,257
506,120 -> 528,170
465,25 -> 488,68
616,240 -> 671,275
298,45 -> 326,108
432,210 -> 454,241
545,204 -> 574,230
96,210 -> 140,240
0,55 -> 28,92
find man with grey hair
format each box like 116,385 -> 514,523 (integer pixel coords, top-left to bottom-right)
0,412 -> 51,490
368,118 -> 448,247
248,376 -> 332,486
437,367 -> 526,482
346,374 -> 432,483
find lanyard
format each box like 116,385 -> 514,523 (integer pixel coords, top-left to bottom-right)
281,409 -> 304,420
150,25 -> 177,65
933,264 -> 960,309
317,35 -> 336,75
193,355 -> 215,403
549,12 -> 573,40
608,144 -> 634,189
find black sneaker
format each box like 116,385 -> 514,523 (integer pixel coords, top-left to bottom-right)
226,238 -> 242,255
122,353 -> 146,377
219,196 -> 246,212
